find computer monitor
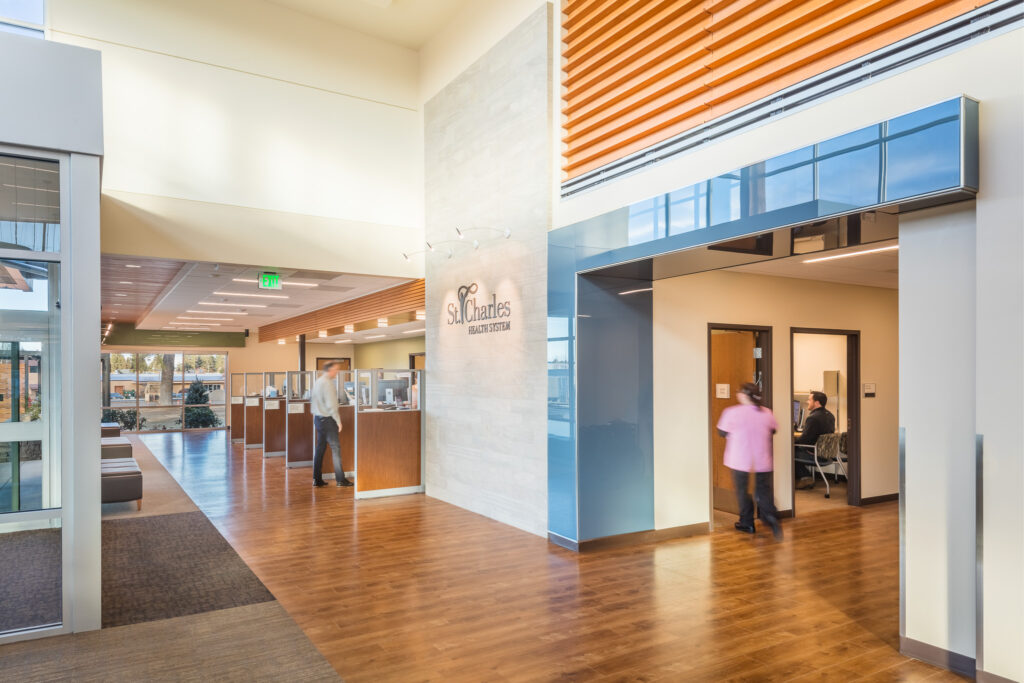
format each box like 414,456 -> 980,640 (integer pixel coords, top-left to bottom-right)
377,379 -> 409,405
792,399 -> 802,429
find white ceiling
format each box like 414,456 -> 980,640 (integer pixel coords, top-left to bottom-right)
135,261 -> 409,333
266,0 -> 469,49
730,240 -> 899,289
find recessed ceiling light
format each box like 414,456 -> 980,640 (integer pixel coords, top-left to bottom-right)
119,281 -> 133,285
415,310 -> 425,321
802,244 -> 899,264
125,264 -> 141,268
114,293 -> 127,297
278,339 -> 286,345
178,316 -> 232,321
402,329 -> 425,335
618,288 -> 653,296
335,339 -> 353,344
318,330 -> 327,338
199,302 -> 267,308
365,334 -> 386,340
187,309 -> 246,315
112,304 -> 122,307
168,321 -> 220,326
377,318 -> 389,328
344,324 -> 354,334
213,291 -> 288,299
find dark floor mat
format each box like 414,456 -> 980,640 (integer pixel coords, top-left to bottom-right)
102,511 -> 274,628
0,528 -> 61,633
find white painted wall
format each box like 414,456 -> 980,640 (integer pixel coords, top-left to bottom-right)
793,333 -> 847,431
49,0 -> 424,276
899,203 -> 977,662
418,0 -> 554,104
652,271 -> 899,529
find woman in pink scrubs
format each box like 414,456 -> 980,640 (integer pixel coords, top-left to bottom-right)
717,383 -> 782,539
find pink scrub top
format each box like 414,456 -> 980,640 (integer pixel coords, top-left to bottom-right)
717,404 -> 778,473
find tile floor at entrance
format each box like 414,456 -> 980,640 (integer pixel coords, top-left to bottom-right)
137,432 -> 959,682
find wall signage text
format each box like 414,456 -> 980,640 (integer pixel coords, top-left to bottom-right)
447,283 -> 512,335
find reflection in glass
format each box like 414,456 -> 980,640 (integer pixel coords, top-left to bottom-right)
0,342 -> 41,423
0,154 -> 60,251
710,173 -> 741,225
0,0 -> 46,25
0,440 -> 42,512
885,119 -> 960,201
668,184 -> 707,235
627,196 -> 666,245
762,148 -> 814,212
102,407 -> 140,433
819,145 -> 880,208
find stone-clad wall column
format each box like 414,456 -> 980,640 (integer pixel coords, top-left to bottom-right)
423,4 -> 552,536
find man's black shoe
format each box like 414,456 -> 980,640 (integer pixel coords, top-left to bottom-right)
313,480 -> 328,488
734,522 -> 755,534
337,478 -> 354,487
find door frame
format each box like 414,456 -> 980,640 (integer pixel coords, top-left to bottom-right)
707,323 -> 773,521
789,327 -> 862,513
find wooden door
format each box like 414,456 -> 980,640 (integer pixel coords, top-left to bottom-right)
710,330 -> 758,514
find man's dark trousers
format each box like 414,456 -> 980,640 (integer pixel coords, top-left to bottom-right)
313,415 -> 343,483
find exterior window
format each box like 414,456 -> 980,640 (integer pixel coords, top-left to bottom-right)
0,0 -> 45,38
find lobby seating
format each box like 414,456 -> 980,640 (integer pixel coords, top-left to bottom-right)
101,437 -> 133,460
101,422 -> 121,438
101,458 -> 143,510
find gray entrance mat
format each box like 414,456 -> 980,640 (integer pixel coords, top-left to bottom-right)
0,528 -> 61,633
102,511 -> 274,628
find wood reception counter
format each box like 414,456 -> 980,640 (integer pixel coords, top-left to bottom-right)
355,409 -> 421,497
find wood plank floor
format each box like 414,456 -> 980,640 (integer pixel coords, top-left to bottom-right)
141,431 -> 963,682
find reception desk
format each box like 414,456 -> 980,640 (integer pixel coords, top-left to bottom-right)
229,373 -> 244,442
355,409 -> 421,498
263,398 -> 286,456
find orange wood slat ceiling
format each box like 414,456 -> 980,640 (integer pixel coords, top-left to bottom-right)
257,279 -> 425,341
561,0 -> 995,180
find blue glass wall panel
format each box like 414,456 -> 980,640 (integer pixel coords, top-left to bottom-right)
576,276 -> 654,540
547,97 -> 977,542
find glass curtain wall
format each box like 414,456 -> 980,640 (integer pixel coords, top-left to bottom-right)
101,352 -> 227,432
0,151 -> 63,635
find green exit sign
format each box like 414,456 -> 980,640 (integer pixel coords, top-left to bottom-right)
259,273 -> 281,290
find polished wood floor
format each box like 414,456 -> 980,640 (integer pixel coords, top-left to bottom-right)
141,432 -> 961,682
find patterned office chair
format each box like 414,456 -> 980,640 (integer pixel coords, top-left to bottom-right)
794,432 -> 842,498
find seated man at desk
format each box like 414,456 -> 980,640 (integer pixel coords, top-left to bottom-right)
794,391 -> 835,490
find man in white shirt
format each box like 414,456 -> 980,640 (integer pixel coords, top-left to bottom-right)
311,361 -> 352,488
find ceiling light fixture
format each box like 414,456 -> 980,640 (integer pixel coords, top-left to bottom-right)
318,330 -> 327,338
178,316 -> 232,321
125,264 -> 141,268
402,328 -> 425,335
278,339 -> 286,345
415,310 -> 425,321
344,324 -> 354,334
377,318 -> 388,328
213,291 -> 288,299
119,281 -> 133,285
802,244 -> 899,264
618,287 -> 653,296
198,302 -> 267,308
168,321 -> 220,326
335,339 -> 353,344
187,309 -> 246,315
114,293 -> 127,297
365,334 -> 386,340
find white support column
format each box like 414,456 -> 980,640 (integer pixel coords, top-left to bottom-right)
66,152 -> 102,632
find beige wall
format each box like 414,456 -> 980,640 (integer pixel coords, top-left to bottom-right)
652,271 -> 899,529
225,335 -> 297,376
50,0 -> 424,277
352,338 -> 424,370
793,333 -> 848,431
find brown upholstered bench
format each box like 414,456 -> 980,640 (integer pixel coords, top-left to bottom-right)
101,422 -> 121,438
102,457 -> 143,510
101,436 -> 133,460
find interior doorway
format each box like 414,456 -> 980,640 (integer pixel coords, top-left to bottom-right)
790,328 -> 861,513
708,324 -> 772,516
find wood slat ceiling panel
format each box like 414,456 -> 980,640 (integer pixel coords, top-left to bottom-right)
101,255 -> 187,325
258,279 -> 424,341
562,0 -> 993,179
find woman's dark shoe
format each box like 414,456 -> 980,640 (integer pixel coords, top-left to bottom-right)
734,522 -> 755,534
313,480 -> 328,488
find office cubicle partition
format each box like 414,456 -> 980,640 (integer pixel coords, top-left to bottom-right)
285,370 -> 314,468
243,372 -> 264,449
353,369 -> 423,499
229,372 -> 244,442
263,371 -> 287,457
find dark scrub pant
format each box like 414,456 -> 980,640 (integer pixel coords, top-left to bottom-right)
313,416 -> 343,483
730,468 -> 779,528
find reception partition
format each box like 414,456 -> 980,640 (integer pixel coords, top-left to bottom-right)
243,373 -> 264,450
285,370 -> 314,467
263,371 -> 287,457
229,373 -> 244,442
